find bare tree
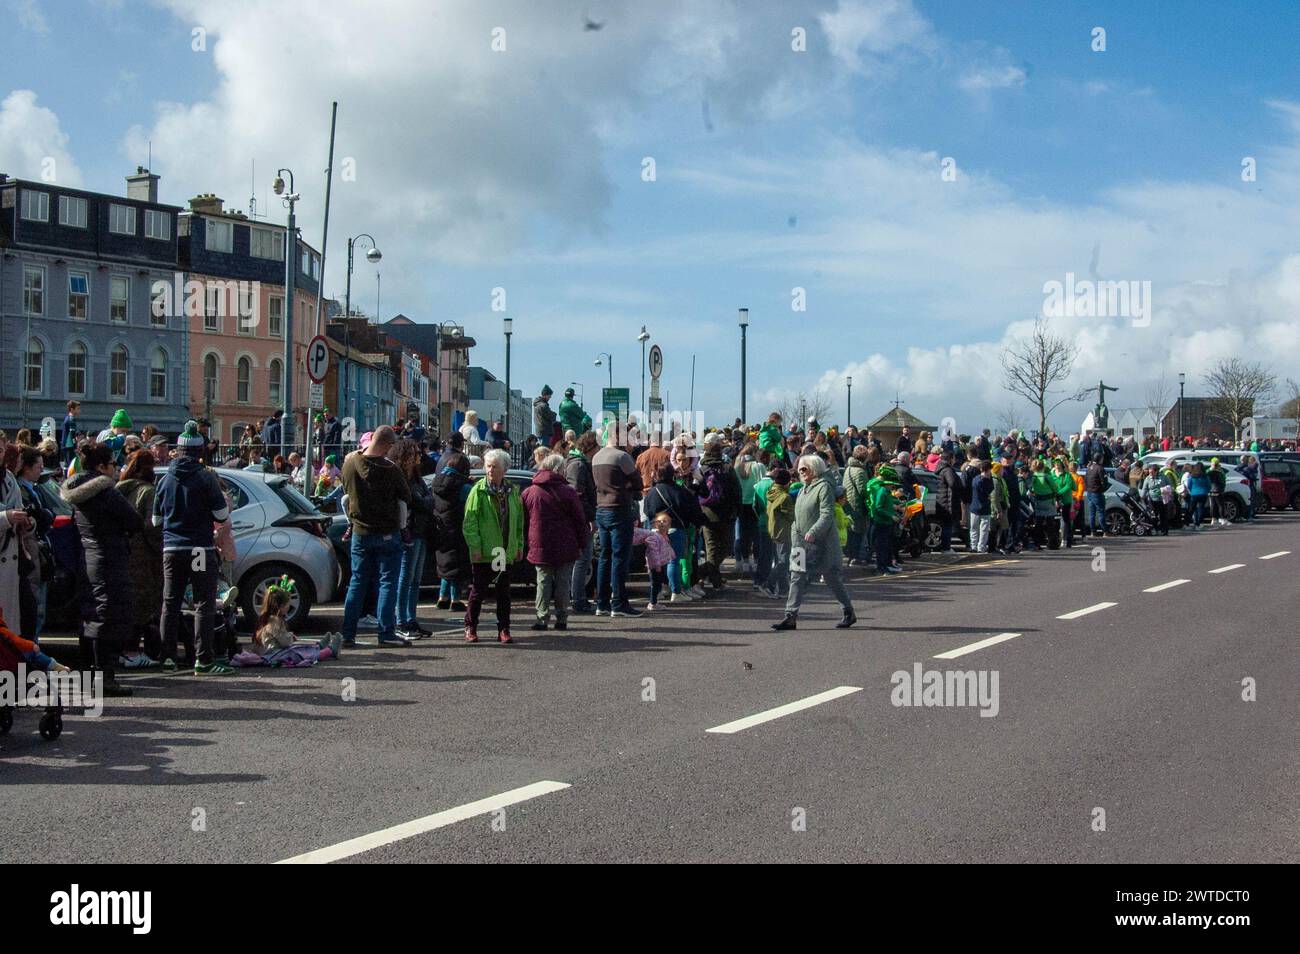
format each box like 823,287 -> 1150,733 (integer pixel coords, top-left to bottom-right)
995,404 -> 1024,436
1203,357 -> 1276,442
776,390 -> 833,430
1143,372 -> 1174,434
1000,317 -> 1085,435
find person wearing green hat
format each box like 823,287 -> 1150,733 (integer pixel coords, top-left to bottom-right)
534,385 -> 558,446
95,409 -> 135,466
866,463 -> 903,574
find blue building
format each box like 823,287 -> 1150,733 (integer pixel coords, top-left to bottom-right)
0,168 -> 189,435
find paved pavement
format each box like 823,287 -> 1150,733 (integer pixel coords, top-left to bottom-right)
3,515 -> 1296,863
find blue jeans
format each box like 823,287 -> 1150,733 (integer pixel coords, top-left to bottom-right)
438,577 -> 459,602
397,537 -> 427,624
1085,491 -> 1106,533
595,506 -> 634,610
342,531 -> 404,639
571,527 -> 595,607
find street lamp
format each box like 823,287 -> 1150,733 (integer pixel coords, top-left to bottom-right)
738,308 -> 749,425
1178,372 -> 1186,445
594,352 -> 613,390
437,322 -> 464,437
274,168 -> 299,448
343,234 -> 381,423
503,316 -> 513,459
637,325 -> 650,418
846,375 -> 852,429
569,381 -> 584,405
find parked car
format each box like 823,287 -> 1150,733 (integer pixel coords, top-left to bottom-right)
208,469 -> 338,627
1257,475 -> 1287,514
1258,455 -> 1300,511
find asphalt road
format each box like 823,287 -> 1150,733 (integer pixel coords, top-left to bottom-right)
3,514 -> 1296,864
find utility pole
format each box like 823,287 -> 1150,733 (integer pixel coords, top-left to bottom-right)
275,169 -> 298,449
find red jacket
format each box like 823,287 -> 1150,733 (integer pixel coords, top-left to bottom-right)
521,469 -> 589,567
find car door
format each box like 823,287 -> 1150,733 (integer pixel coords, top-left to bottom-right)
219,474 -> 267,563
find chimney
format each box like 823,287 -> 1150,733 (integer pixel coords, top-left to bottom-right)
188,193 -> 225,215
126,166 -> 160,203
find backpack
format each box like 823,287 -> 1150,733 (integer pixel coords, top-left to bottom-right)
704,458 -> 741,520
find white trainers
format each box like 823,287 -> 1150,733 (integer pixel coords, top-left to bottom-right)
688,585 -> 706,599
670,591 -> 692,602
645,602 -> 658,612
358,614 -> 379,630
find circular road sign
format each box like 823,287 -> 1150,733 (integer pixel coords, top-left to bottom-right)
648,344 -> 663,380
306,335 -> 330,384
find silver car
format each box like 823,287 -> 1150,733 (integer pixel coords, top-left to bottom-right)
214,468 -> 340,627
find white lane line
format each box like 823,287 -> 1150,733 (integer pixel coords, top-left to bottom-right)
1144,579 -> 1190,593
706,686 -> 862,734
1260,551 -> 1291,560
1056,602 -> 1118,620
276,780 -> 571,864
1208,564 -> 1245,574
934,632 -> 1022,660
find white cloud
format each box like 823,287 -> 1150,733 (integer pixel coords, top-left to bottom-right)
959,64 -> 1026,94
8,0 -> 48,34
0,90 -> 83,186
818,0 -> 933,72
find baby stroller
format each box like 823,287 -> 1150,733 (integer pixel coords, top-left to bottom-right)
0,620 -> 67,741
1121,490 -> 1158,536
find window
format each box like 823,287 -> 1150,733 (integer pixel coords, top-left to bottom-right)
110,276 -> 129,323
109,204 -> 136,235
236,357 -> 251,403
20,189 -> 48,222
205,219 -> 233,253
251,228 -> 284,260
59,195 -> 88,228
149,348 -> 167,400
236,286 -> 255,334
144,209 -> 170,240
204,283 -> 221,332
24,338 -> 43,394
68,272 -> 89,319
269,358 -> 283,405
203,354 -> 219,403
268,295 -> 284,337
67,342 -> 87,396
109,345 -> 128,398
23,266 -> 44,315
150,282 -> 167,326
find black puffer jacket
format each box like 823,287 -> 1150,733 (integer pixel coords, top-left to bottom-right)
62,473 -> 142,641
429,469 -> 471,583
934,462 -> 961,515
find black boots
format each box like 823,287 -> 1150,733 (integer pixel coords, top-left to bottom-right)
835,607 -> 858,629
771,614 -> 797,631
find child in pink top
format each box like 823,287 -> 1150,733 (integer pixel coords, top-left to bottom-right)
634,513 -> 676,611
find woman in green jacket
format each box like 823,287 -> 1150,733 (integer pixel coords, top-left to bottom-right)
462,449 -> 525,643
772,455 -> 857,631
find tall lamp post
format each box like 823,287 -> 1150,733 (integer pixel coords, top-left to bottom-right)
594,352 -> 613,389
637,325 -> 650,418
273,169 -> 298,448
846,375 -> 852,429
1178,372 -> 1186,445
343,233 -> 381,422
503,317 -> 513,462
738,308 -> 749,425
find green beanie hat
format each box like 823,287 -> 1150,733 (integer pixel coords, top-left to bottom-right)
177,420 -> 205,452
110,409 -> 133,429
876,464 -> 900,484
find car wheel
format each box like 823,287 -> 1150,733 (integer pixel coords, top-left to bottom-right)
924,519 -> 943,551
1256,494 -> 1271,515
1104,509 -> 1130,536
1220,496 -> 1241,523
240,562 -> 316,628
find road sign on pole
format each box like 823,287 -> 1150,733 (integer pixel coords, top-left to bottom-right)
309,381 -> 325,408
306,335 -> 330,384
648,344 -> 663,380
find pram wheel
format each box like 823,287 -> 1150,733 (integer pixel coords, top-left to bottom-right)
0,706 -> 12,735
39,712 -> 62,741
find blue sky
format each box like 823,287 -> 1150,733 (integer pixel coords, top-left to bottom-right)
4,0 -> 1299,432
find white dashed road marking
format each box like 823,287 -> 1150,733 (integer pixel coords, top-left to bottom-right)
1144,579 -> 1190,593
276,781 -> 572,864
706,686 -> 863,734
934,632 -> 1023,660
1056,602 -> 1118,620
1208,564 -> 1245,574
1259,551 -> 1290,560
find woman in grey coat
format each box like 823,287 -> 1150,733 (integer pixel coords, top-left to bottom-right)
772,455 -> 857,631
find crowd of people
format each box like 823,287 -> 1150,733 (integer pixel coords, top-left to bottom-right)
1,389 -> 1293,693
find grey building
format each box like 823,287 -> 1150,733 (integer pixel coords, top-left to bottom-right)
0,168 -> 189,436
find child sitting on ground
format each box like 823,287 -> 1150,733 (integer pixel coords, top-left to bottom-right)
232,582 -> 342,667
633,512 -> 676,611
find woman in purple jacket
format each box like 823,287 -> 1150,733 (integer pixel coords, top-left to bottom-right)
521,454 -> 589,631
